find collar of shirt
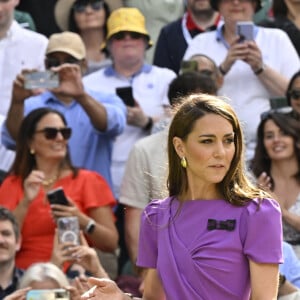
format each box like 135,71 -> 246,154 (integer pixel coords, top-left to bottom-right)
186,10 -> 221,32
0,267 -> 24,296
104,63 -> 152,80
216,23 -> 259,49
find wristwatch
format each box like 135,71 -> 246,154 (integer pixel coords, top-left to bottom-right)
85,219 -> 96,234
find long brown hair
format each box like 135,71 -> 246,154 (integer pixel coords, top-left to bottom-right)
167,94 -> 268,206
251,112 -> 300,189
11,108 -> 77,183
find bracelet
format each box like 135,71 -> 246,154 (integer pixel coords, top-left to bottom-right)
84,219 -> 96,234
254,64 -> 265,75
218,64 -> 227,75
143,116 -> 153,131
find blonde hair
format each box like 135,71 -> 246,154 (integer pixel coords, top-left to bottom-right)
19,262 -> 69,288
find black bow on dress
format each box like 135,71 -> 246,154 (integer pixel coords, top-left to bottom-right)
207,219 -> 236,231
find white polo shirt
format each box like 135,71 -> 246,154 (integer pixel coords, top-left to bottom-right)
184,26 -> 300,161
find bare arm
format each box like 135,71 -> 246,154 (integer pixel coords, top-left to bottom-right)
75,92 -> 107,131
249,260 -> 279,300
124,206 -> 143,265
52,64 -> 107,131
6,73 -> 34,140
143,269 -> 166,300
255,65 -> 288,96
281,209 -> 300,232
51,204 -> 119,252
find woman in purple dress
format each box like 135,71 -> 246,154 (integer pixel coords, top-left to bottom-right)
82,94 -> 283,300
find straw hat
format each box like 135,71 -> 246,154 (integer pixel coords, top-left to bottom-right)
102,7 -> 153,49
55,0 -> 77,31
46,31 -> 86,60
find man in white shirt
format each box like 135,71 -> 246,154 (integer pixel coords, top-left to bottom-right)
0,0 -> 48,180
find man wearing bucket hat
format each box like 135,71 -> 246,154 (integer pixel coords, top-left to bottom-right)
2,31 -> 126,191
83,7 -> 176,200
183,0 -> 300,163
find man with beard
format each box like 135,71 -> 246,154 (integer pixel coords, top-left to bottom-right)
153,0 -> 220,74
0,207 -> 22,298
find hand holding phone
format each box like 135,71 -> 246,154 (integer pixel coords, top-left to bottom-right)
116,87 -> 136,107
47,187 -> 69,206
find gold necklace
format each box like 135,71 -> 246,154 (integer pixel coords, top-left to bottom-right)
42,174 -> 58,187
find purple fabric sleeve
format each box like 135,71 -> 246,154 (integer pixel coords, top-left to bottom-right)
137,200 -> 161,268
241,198 -> 283,263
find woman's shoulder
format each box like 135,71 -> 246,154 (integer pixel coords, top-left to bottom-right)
244,197 -> 281,217
1,174 -> 22,186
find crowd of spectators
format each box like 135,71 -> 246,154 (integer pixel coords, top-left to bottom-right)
1,0 -> 300,299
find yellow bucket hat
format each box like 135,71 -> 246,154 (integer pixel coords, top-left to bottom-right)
102,7 -> 153,50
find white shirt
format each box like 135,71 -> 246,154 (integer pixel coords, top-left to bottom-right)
184,26 -> 300,161
0,21 -> 48,171
83,64 -> 176,197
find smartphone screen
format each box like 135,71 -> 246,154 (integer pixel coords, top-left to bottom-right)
236,21 -> 254,42
116,87 -> 136,107
47,187 -> 69,206
24,71 -> 59,90
26,289 -> 70,300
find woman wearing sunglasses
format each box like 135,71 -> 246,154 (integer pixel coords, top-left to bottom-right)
55,0 -> 111,75
0,108 -> 118,270
251,111 -> 300,259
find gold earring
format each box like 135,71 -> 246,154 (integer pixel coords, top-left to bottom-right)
181,156 -> 187,168
30,149 -> 35,155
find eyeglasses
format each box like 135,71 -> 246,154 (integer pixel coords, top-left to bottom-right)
73,0 -> 104,13
112,31 -> 145,41
45,57 -> 81,68
35,127 -> 72,140
288,90 -> 300,100
260,107 -> 293,121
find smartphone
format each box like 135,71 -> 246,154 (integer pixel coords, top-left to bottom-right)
24,70 -> 59,90
179,60 -> 198,74
236,21 -> 254,42
57,216 -> 80,245
116,87 -> 136,107
47,187 -> 69,206
26,289 -> 70,300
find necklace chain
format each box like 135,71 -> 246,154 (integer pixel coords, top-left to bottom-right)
42,174 -> 58,187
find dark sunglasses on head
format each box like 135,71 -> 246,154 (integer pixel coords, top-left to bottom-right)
112,31 -> 145,41
260,107 -> 293,121
288,89 -> 300,100
46,57 -> 80,68
73,0 -> 104,13
35,127 -> 72,140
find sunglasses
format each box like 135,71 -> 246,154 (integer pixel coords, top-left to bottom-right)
260,107 -> 293,121
73,0 -> 104,13
288,90 -> 300,100
46,57 -> 80,68
35,127 -> 72,140
112,31 -> 145,41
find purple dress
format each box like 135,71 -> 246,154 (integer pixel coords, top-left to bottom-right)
137,197 -> 283,300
